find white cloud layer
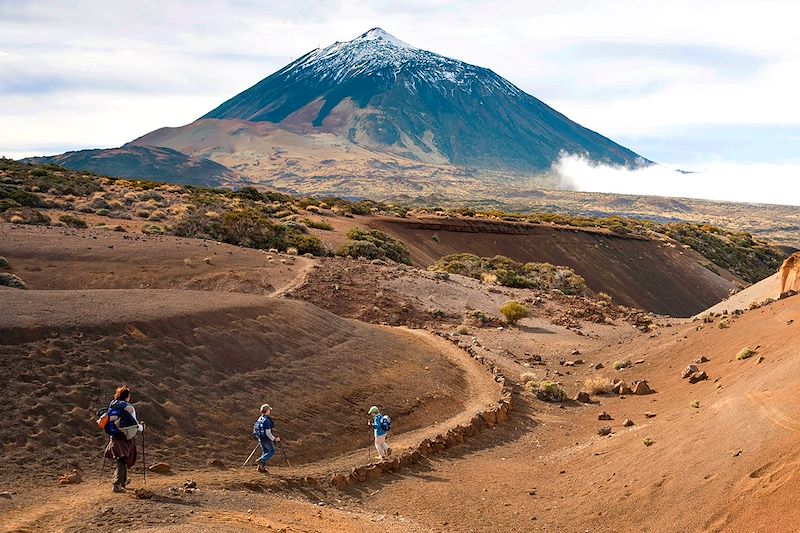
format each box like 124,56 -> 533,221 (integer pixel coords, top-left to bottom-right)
554,154 -> 800,206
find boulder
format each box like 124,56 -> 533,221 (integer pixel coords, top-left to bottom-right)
365,465 -> 382,481
644,412 -> 657,418
611,381 -> 626,394
597,426 -> 612,436
632,380 -> 652,395
694,356 -> 710,364
133,488 -> 154,500
149,462 -> 171,474
592,362 -> 604,370
681,364 -> 699,379
330,473 -> 349,489
623,419 -> 634,427
482,409 -> 497,428
598,411 -> 613,421
207,459 -> 225,469
779,252 -> 800,294
575,391 -> 592,403
183,480 -> 197,489
688,371 -> 708,384
59,469 -> 82,485
619,385 -> 633,395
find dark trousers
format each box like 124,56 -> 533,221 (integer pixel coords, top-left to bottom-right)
113,459 -> 127,487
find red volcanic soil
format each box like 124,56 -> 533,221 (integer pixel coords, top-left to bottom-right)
0,289 -> 475,484
370,216 -> 740,317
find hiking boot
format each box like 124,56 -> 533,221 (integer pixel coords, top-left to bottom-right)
257,464 -> 268,473
123,478 -> 132,487
112,484 -> 126,493
386,447 -> 392,457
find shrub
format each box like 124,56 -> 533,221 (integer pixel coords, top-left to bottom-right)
613,360 -> 632,370
526,380 -> 567,402
59,214 -> 88,228
303,218 -> 333,230
336,228 -> 411,264
2,207 -> 50,225
456,325 -> 470,335
95,208 -> 110,216
466,310 -> 489,326
286,247 -> 298,256
736,346 -> 757,360
643,437 -> 655,447
430,253 -> 587,295
520,372 -> 537,383
0,256 -> 9,269
0,272 -> 28,289
499,300 -> 528,325
583,377 -> 615,395
0,186 -> 41,209
718,318 -> 731,329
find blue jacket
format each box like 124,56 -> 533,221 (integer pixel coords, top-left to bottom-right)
253,415 -> 274,441
372,414 -> 387,437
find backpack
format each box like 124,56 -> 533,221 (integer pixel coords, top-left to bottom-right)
97,400 -> 138,440
253,415 -> 273,440
379,414 -> 392,432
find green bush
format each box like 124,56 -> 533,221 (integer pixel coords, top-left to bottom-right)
736,346 -> 757,360
499,300 -> 528,325
0,186 -> 41,209
59,214 -> 88,228
303,218 -> 333,231
430,253 -> 587,295
613,360 -> 632,370
336,228 -> 411,264
526,380 -> 567,402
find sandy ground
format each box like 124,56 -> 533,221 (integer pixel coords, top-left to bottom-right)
3,221 -> 800,532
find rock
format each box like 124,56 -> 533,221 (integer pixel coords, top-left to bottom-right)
611,381 -> 626,394
133,488 -> 154,500
597,426 -> 612,436
59,469 -> 82,485
571,349 -> 581,356
619,385 -> 633,395
575,391 -> 592,403
681,364 -> 699,379
635,359 -> 645,364
592,362 -> 604,370
754,355 -> 765,365
149,462 -> 171,474
183,480 -> 197,489
0,492 -> 12,500
207,459 -> 225,469
100,506 -> 113,515
563,361 -> 575,367
573,359 -> 584,365
632,380 -> 652,395
688,371 -> 708,384
694,356 -> 710,364
623,419 -> 634,427
598,411 -> 613,421
644,412 -> 657,418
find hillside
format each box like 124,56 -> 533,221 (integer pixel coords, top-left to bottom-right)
369,216 -> 741,317
23,145 -> 244,188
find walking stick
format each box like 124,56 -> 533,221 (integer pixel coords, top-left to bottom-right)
278,440 -> 291,467
141,427 -> 146,484
243,443 -> 260,467
98,456 -> 107,485
368,427 -> 372,462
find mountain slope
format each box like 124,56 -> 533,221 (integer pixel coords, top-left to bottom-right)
22,145 -> 244,187
201,28 -> 648,172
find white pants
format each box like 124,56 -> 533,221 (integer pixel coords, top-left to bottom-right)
374,434 -> 389,458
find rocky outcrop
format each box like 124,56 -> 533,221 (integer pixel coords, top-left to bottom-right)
780,253 -> 800,296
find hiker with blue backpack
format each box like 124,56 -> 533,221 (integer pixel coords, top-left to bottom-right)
97,386 -> 145,493
368,406 -> 392,460
252,403 -> 281,473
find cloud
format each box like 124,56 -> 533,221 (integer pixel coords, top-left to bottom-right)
553,154 -> 800,206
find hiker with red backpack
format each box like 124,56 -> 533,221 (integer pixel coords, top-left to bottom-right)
252,403 -> 280,473
368,406 -> 392,460
97,386 -> 145,493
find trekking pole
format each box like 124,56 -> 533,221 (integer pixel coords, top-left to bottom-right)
278,440 -> 291,467
141,427 -> 147,484
243,443 -> 259,467
368,427 -> 372,462
98,456 -> 107,485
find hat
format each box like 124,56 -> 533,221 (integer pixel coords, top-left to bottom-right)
368,406 -> 379,415
260,404 -> 272,412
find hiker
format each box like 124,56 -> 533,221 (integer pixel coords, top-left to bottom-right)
253,403 -> 280,473
101,386 -> 145,493
368,406 -> 392,459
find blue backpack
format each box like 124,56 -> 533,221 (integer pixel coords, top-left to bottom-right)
98,400 -> 137,439
253,415 -> 273,440
379,414 -> 392,432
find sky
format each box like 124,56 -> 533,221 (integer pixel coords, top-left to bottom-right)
1,0 -> 799,205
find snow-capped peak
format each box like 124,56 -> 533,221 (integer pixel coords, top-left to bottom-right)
355,27 -> 415,49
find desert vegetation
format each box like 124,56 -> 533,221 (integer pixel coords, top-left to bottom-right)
336,228 -> 412,264
499,300 -> 529,325
525,380 -> 567,402
430,253 -> 587,294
